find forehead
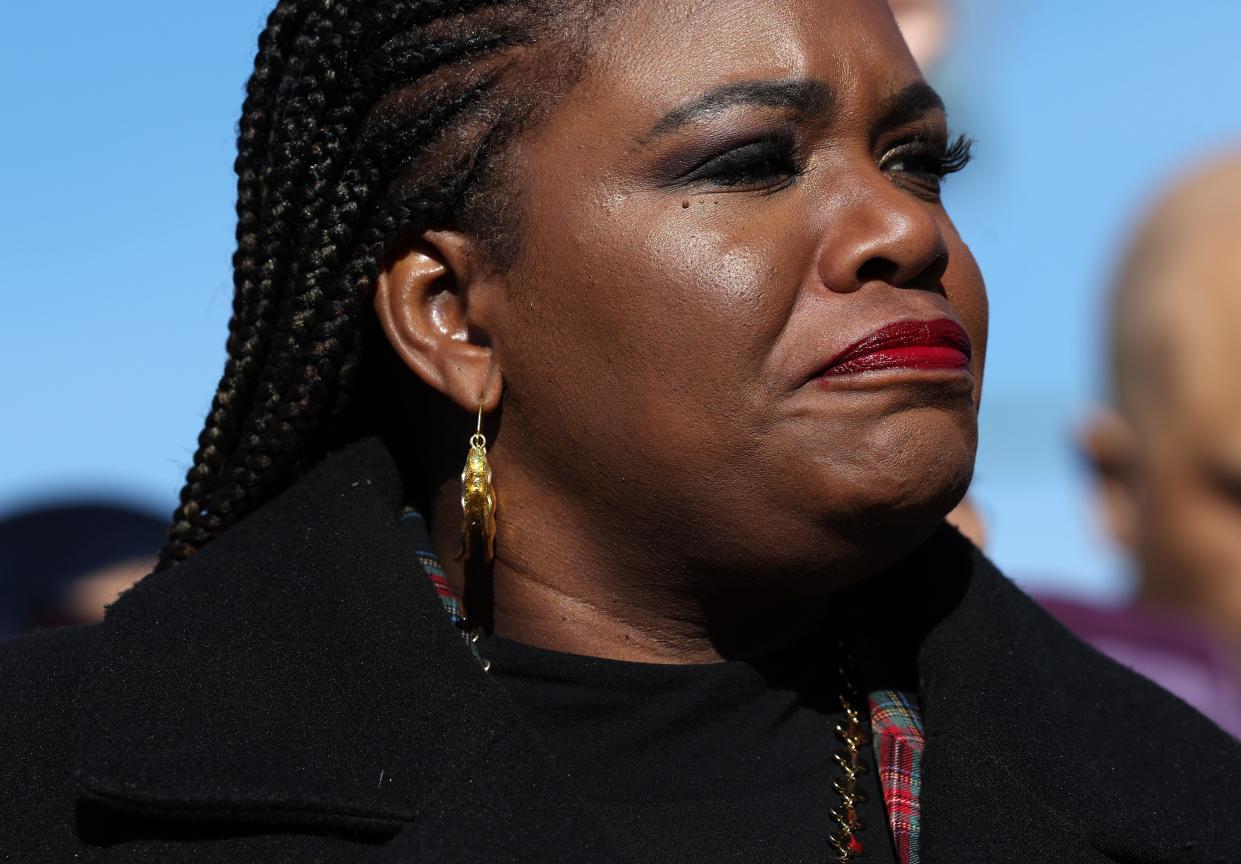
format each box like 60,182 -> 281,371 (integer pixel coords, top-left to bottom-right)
1142,224 -> 1241,459
1173,250 -> 1241,418
580,0 -> 920,120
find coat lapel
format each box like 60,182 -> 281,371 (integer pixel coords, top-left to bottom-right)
75,438 -> 608,861
888,526 -> 1241,863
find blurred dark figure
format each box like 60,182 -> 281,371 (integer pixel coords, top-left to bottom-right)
1071,151 -> 1241,736
0,501 -> 163,639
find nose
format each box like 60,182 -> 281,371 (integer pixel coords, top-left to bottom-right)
815,170 -> 949,296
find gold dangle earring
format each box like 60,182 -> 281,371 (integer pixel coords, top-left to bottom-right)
457,400 -> 497,562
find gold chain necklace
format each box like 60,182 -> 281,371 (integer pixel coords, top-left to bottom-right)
829,646 -> 871,862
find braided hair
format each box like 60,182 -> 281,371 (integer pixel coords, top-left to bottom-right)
159,0 -> 601,569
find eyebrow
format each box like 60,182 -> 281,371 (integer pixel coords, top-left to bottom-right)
643,78 -> 836,141
870,82 -> 947,136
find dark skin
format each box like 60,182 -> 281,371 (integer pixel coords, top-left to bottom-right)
374,0 -> 988,663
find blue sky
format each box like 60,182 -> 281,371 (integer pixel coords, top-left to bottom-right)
3,1 -> 1240,599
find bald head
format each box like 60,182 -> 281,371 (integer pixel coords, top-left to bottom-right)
1090,149 -> 1241,651
1111,152 -> 1241,424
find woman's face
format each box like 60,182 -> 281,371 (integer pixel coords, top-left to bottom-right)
483,0 -> 987,591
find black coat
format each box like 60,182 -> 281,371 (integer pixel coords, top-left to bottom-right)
2,438 -> 1239,863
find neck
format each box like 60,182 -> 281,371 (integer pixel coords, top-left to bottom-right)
427,481 -> 836,665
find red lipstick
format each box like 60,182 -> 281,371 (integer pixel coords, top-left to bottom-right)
817,319 -> 971,377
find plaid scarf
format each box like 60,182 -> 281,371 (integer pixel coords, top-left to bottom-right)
869,688 -> 925,863
404,511 -> 925,863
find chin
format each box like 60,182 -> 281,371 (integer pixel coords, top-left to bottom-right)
727,458 -> 973,603
690,407 -> 977,593
819,423 -> 976,578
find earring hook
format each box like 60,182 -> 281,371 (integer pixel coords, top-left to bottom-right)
471,399 -> 486,449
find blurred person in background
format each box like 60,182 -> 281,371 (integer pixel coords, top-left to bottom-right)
888,0 -> 952,73
0,501 -> 162,640
1072,151 -> 1241,736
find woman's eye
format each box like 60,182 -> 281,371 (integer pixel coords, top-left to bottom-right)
881,133 -> 973,194
683,136 -> 799,191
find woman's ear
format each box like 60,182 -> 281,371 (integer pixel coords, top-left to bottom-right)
374,230 -> 503,413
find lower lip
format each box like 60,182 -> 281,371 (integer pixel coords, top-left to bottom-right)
822,345 -> 971,376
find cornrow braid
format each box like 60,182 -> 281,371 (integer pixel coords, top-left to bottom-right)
159,0 -> 601,569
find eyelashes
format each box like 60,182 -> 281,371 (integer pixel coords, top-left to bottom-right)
676,130 -> 974,196
940,134 -> 974,175
879,133 -> 974,192
679,132 -> 800,192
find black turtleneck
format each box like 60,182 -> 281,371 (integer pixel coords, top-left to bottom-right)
479,633 -> 897,864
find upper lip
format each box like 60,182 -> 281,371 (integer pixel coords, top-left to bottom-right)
815,318 -> 972,376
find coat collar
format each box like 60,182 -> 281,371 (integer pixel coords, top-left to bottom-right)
76,438 -> 515,835
75,438 -> 1241,860
881,526 -> 1241,862
857,530 -> 1107,862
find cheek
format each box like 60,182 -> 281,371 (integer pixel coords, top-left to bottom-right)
528,201 -> 798,407
1171,492 -> 1241,572
491,202 -> 823,572
1140,459 -> 1232,575
625,219 -> 791,369
942,228 -> 988,393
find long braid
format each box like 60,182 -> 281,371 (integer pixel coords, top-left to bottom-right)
166,4 -> 311,561
160,0 -> 598,569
